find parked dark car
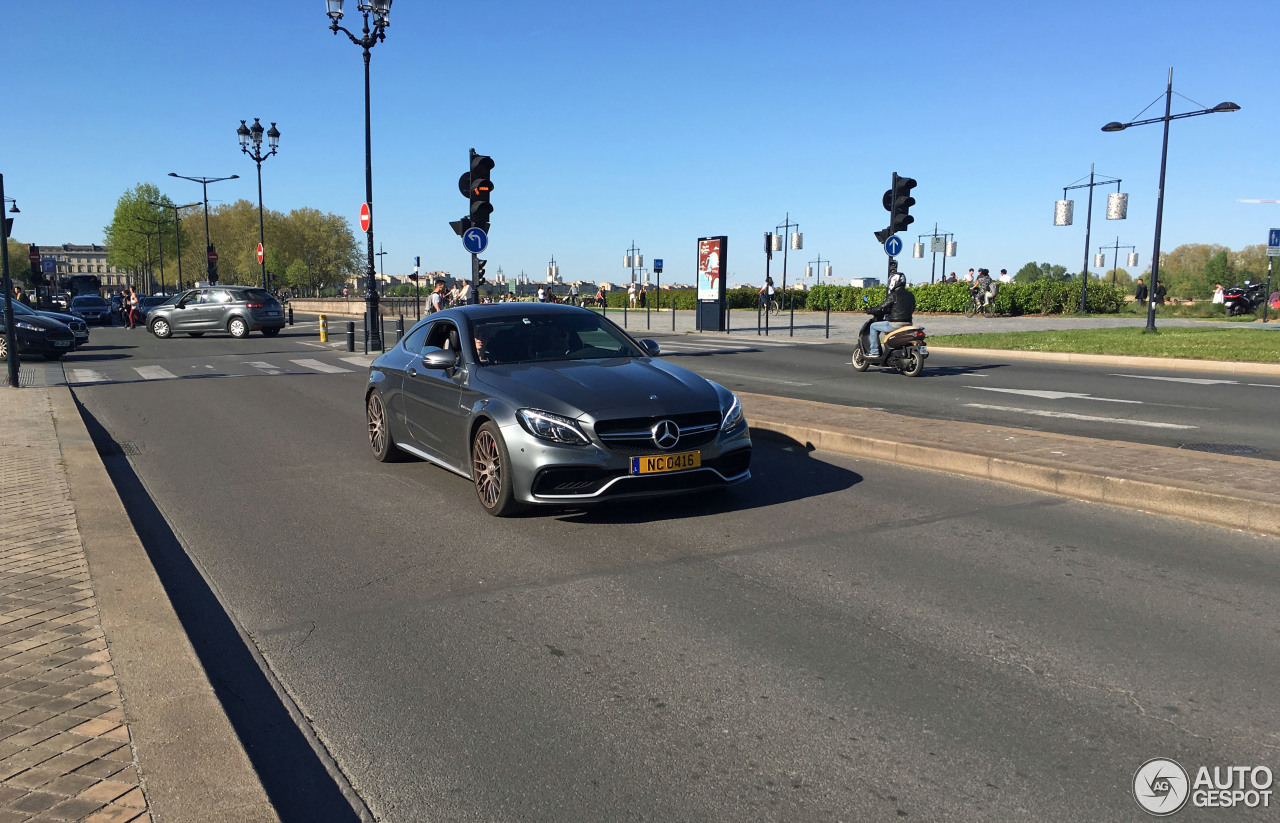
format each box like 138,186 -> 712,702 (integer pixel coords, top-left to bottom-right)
135,296 -> 172,321
0,307 -> 77,361
147,286 -> 285,339
69,295 -> 113,325
365,303 -> 752,516
14,301 -> 89,349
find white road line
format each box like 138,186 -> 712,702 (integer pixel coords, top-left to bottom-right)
965,386 -> 1142,404
68,369 -> 108,384
340,355 -> 376,368
964,403 -> 1197,429
290,359 -> 352,374
246,361 -> 282,373
1112,373 -> 1238,385
699,369 -> 812,386
133,366 -> 178,380
1246,383 -> 1280,389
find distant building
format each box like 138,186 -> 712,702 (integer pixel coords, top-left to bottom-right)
37,244 -> 125,288
849,277 -> 881,288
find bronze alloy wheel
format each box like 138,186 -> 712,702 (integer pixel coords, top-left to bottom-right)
472,421 -> 521,516
367,392 -> 400,462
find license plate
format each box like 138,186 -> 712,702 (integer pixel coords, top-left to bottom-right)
53,340 -> 71,347
264,310 -> 280,317
631,450 -> 701,475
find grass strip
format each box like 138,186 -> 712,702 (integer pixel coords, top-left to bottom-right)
928,327 -> 1280,362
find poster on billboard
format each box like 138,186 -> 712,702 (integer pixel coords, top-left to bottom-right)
697,236 -> 726,301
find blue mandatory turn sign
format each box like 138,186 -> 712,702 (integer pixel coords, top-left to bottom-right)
462,226 -> 488,255
883,236 -> 903,257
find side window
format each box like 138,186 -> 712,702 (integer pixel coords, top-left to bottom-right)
401,322 -> 431,354
207,290 -> 232,304
423,321 -> 458,352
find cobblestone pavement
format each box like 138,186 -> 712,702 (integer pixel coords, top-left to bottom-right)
0,389 -> 150,823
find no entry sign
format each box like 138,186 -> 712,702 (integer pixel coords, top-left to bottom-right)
359,203 -> 371,233
257,243 -> 264,264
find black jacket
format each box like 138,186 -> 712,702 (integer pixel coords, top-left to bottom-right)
874,288 -> 915,324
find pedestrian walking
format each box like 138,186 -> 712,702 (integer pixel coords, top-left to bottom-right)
428,281 -> 444,314
1155,282 -> 1167,304
638,286 -> 647,308
1134,278 -> 1148,305
999,268 -> 1011,283
628,283 -> 637,307
1212,283 -> 1225,304
127,288 -> 140,329
595,287 -> 605,308
569,283 -> 579,306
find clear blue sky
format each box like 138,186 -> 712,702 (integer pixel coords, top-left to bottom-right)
2,1 -> 1275,287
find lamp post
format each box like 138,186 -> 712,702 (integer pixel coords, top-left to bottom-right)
624,242 -> 641,286
1054,164 -> 1125,313
1102,68 -> 1240,332
167,172 -> 239,285
124,228 -> 158,295
136,217 -> 169,295
806,255 -> 829,286
2,176 -> 21,387
325,0 -> 393,351
775,214 -> 801,297
149,201 -> 199,292
237,118 -> 281,292
1094,238 -> 1137,288
915,225 -> 956,284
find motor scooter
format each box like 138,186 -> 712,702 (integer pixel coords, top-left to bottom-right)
1223,282 -> 1264,316
851,305 -> 928,376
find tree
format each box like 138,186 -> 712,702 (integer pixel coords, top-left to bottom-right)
5,237 -> 31,287
1014,261 -> 1071,283
103,184 -> 173,282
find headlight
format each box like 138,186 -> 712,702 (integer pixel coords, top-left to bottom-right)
721,393 -> 744,432
15,320 -> 40,331
517,409 -> 590,445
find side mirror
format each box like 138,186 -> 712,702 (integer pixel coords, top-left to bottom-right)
639,339 -> 661,356
421,349 -> 458,370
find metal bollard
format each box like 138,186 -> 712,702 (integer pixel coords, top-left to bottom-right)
623,300 -> 627,328
825,295 -> 831,339
319,313 -> 328,342
346,321 -> 355,352
288,304 -> 294,326
395,315 -> 405,343
789,294 -> 795,337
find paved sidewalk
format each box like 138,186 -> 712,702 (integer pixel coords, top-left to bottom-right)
0,390 -> 148,822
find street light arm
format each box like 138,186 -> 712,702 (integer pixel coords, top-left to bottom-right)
1102,103 -> 1241,132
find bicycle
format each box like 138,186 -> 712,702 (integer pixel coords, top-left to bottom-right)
963,290 -> 995,318
758,293 -> 781,315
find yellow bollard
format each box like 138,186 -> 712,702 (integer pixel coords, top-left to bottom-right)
319,314 -> 328,343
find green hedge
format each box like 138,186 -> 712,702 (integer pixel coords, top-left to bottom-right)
590,280 -> 1126,315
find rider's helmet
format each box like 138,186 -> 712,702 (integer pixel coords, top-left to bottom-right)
888,271 -> 905,292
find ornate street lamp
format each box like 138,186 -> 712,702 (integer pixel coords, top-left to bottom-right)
238,118 -> 281,291
325,0 -> 393,350
167,172 -> 239,285
1102,68 -> 1240,332
1053,164 -> 1125,312
2,177 -> 21,387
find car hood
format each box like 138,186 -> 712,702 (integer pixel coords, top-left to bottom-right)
37,310 -> 83,325
8,312 -> 71,332
475,357 -> 721,418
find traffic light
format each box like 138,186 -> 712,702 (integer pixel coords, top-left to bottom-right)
468,149 -> 494,233
874,173 -> 917,244
476,258 -> 487,286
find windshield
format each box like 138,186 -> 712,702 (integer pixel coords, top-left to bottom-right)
72,297 -> 108,308
8,301 -> 36,316
471,313 -> 645,365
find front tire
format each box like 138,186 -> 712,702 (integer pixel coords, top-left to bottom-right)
964,298 -> 977,318
851,344 -> 869,372
472,421 -> 523,517
151,318 -> 172,338
367,391 -> 403,463
900,347 -> 924,377
228,317 -> 249,338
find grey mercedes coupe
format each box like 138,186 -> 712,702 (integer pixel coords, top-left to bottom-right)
365,303 -> 752,516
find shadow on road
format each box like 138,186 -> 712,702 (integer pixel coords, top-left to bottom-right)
73,398 -> 368,823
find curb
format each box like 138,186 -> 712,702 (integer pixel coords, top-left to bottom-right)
747,417 -> 1280,537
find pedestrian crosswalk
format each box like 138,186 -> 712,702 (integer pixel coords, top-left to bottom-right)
66,356 -> 364,386
648,334 -> 832,355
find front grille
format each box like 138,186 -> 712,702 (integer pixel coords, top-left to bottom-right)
532,466 -> 617,496
594,410 -> 721,454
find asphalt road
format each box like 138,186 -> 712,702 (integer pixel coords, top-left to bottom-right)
64,324 -> 1280,821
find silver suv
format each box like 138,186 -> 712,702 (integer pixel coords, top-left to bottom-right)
147,286 -> 285,339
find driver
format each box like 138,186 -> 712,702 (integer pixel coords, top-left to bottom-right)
866,272 -> 914,358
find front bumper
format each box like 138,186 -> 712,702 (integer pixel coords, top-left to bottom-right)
502,418 -> 753,505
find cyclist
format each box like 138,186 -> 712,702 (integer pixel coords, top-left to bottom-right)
970,268 -> 996,310
758,276 -> 775,309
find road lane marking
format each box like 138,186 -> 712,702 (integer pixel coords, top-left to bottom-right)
68,369 -> 108,384
290,359 -> 352,374
699,369 -> 811,386
246,361 -> 282,374
965,386 -> 1142,404
1111,373 -> 1238,385
1247,383 -> 1280,388
133,366 -> 177,380
340,356 -> 376,368
964,403 -> 1197,429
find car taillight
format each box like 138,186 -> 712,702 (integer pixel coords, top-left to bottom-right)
245,302 -> 263,309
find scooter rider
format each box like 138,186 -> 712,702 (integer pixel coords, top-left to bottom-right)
867,272 -> 914,358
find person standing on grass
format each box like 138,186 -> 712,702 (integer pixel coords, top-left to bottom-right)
1134,278 -> 1147,305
